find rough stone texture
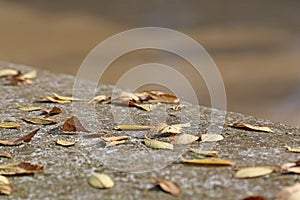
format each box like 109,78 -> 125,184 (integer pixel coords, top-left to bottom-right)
0,61 -> 299,200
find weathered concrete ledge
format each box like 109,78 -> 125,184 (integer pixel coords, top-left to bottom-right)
0,61 -> 299,200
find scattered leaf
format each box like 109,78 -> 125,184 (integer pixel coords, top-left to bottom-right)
181,157 -> 235,166
0,69 -> 18,78
234,166 -> 274,179
103,136 -> 130,142
287,167 -> 300,174
131,102 -> 155,111
22,117 -> 58,125
189,148 -> 219,157
22,70 -> 37,79
276,183 -> 300,200
60,116 -> 89,132
0,122 -> 21,129
0,162 -> 43,175
171,104 -> 186,111
105,140 -> 127,147
41,106 -> 62,117
52,93 -> 84,102
151,178 -> 181,196
38,93 -> 85,104
88,173 -> 114,189
226,122 -> 273,133
242,196 -> 267,200
284,144 -> 300,153
56,139 -> 76,147
148,122 -> 190,137
0,128 -> 40,146
148,91 -> 180,104
8,71 -> 35,86
113,125 -> 153,131
0,175 -> 12,195
144,136 -> 174,150
0,151 -> 12,159
89,95 -> 111,104
170,133 -> 199,144
201,134 -> 224,142
16,103 -> 42,112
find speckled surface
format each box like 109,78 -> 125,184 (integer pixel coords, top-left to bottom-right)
0,61 -> 299,200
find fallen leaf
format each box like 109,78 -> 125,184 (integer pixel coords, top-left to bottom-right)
113,125 -> 153,131
41,106 -> 62,117
105,140 -> 127,147
284,144 -> 300,153
287,167 -> 300,174
89,95 -> 111,104
56,139 -> 76,147
0,122 -> 21,129
0,69 -> 18,78
0,151 -> 12,158
144,136 -> 174,150
38,93 -> 85,103
226,122 -> 273,133
0,128 -> 40,146
16,103 -> 42,112
234,166 -> 274,178
8,71 -> 35,86
170,133 -> 199,144
147,122 -> 190,137
276,183 -> 300,200
189,148 -> 219,157
0,175 -> 12,195
52,93 -> 84,102
131,102 -> 155,111
22,70 -> 37,79
22,117 -> 58,125
103,136 -> 130,142
60,116 -> 89,132
148,91 -> 180,104
0,162 -> 43,175
171,104 -> 186,111
88,173 -> 114,189
181,157 -> 235,166
242,196 -> 267,200
281,163 -> 297,171
201,134 -> 224,142
151,178 -> 181,196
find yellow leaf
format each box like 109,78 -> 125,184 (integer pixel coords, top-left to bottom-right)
284,144 -> 300,153
0,175 -> 11,195
181,157 -> 235,166
201,134 -> 224,142
0,69 -> 18,78
226,122 -> 273,133
88,173 -> 114,189
103,136 -> 130,142
113,125 -> 153,131
151,178 -> 181,196
89,95 -> 111,104
22,70 -> 37,79
234,166 -> 274,178
52,93 -> 85,102
0,122 -> 21,129
56,139 -> 76,147
16,103 -> 42,112
189,148 -> 219,157
144,136 -> 174,150
22,117 -> 58,125
105,140 -> 127,147
287,167 -> 300,174
170,134 -> 199,144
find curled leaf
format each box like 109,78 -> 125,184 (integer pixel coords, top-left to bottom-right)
16,103 -> 42,112
171,104 -> 186,111
0,122 -> 21,129
56,139 -> 76,147
201,134 -> 224,142
89,95 -> 111,104
0,128 -> 40,146
88,173 -> 114,189
151,178 -> 181,196
181,157 -> 235,166
0,162 -> 43,175
287,167 -> 300,174
9,71 -> 35,86
170,133 -> 199,144
284,144 -> 300,153
234,166 -> 274,179
0,175 -> 12,195
144,136 -> 174,150
189,148 -> 219,157
0,151 -> 12,159
113,125 -> 153,131
0,69 -> 18,78
38,93 -> 85,104
226,122 -> 273,133
22,117 -> 58,125
60,116 -> 89,132
41,106 -> 62,117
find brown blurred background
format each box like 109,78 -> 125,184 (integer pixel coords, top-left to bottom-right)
0,0 -> 299,126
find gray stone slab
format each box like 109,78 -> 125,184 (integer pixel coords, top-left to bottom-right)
0,61 -> 299,200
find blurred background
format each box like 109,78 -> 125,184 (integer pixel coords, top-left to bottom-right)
0,0 -> 299,126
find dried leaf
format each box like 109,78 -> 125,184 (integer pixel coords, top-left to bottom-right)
9,71 -> 35,86
234,166 -> 274,178
41,106 -> 62,117
151,178 -> 181,196
56,139 -> 76,147
38,93 -> 85,103
0,128 -> 40,146
0,151 -> 12,159
0,122 -> 21,129
227,122 -> 273,133
144,136 -> 174,150
16,103 -> 42,112
148,122 -> 190,137
103,136 -> 130,142
287,167 -> 300,174
284,144 -> 300,153
22,70 -> 37,79
189,148 -> 219,157
242,196 -> 267,200
171,104 -> 186,111
89,95 -> 111,104
52,93 -> 84,102
281,163 -> 297,171
131,102 -> 155,111
201,134 -> 224,142
22,117 -> 58,125
105,140 -> 127,147
113,125 -> 153,131
88,173 -> 114,189
0,175 -> 12,195
170,133 -> 199,144
181,157 -> 235,166
60,116 -> 89,132
276,183 -> 300,200
0,69 -> 18,78
0,162 -> 43,175
148,91 -> 180,104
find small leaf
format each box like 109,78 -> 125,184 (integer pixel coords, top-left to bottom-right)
56,139 -> 76,147
113,125 -> 153,131
0,128 -> 39,146
22,70 -> 37,79
52,93 -> 85,102
22,117 -> 58,125
0,122 -> 21,129
16,103 -> 42,112
144,136 -> 174,150
0,69 -> 18,78
0,151 -> 12,159
9,71 -> 35,86
38,96 -> 71,104
201,134 -> 224,142
88,173 -> 114,189
170,133 -> 199,144
234,166 -> 274,178
151,178 -> 181,196
60,116 -> 89,132
89,95 -> 111,104
132,102 -> 155,111
284,144 -> 300,153
41,106 -> 62,117
148,91 -> 179,104
0,175 -> 12,195
103,136 -> 130,142
105,140 -> 127,147
226,122 -> 273,133
181,157 -> 235,166
171,104 -> 186,111
287,167 -> 300,174
189,148 -> 219,157
0,162 -> 43,175
276,183 -> 300,200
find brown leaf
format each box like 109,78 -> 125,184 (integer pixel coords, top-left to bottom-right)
147,122 -> 190,138
0,162 -> 43,175
41,106 -> 62,117
170,133 -> 199,144
0,151 -> 12,159
38,93 -> 85,104
151,178 -> 181,196
181,157 -> 235,166
0,175 -> 12,195
56,139 -> 76,147
22,117 -> 58,125
276,183 -> 300,200
0,122 -> 21,129
8,71 -> 35,86
16,103 -> 42,112
234,166 -> 275,179
89,95 -> 111,104
226,122 -> 273,133
148,91 -> 180,104
171,104 -> 186,111
189,148 -> 219,157
60,116 -> 89,132
0,128 -> 40,146
242,196 -> 267,200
